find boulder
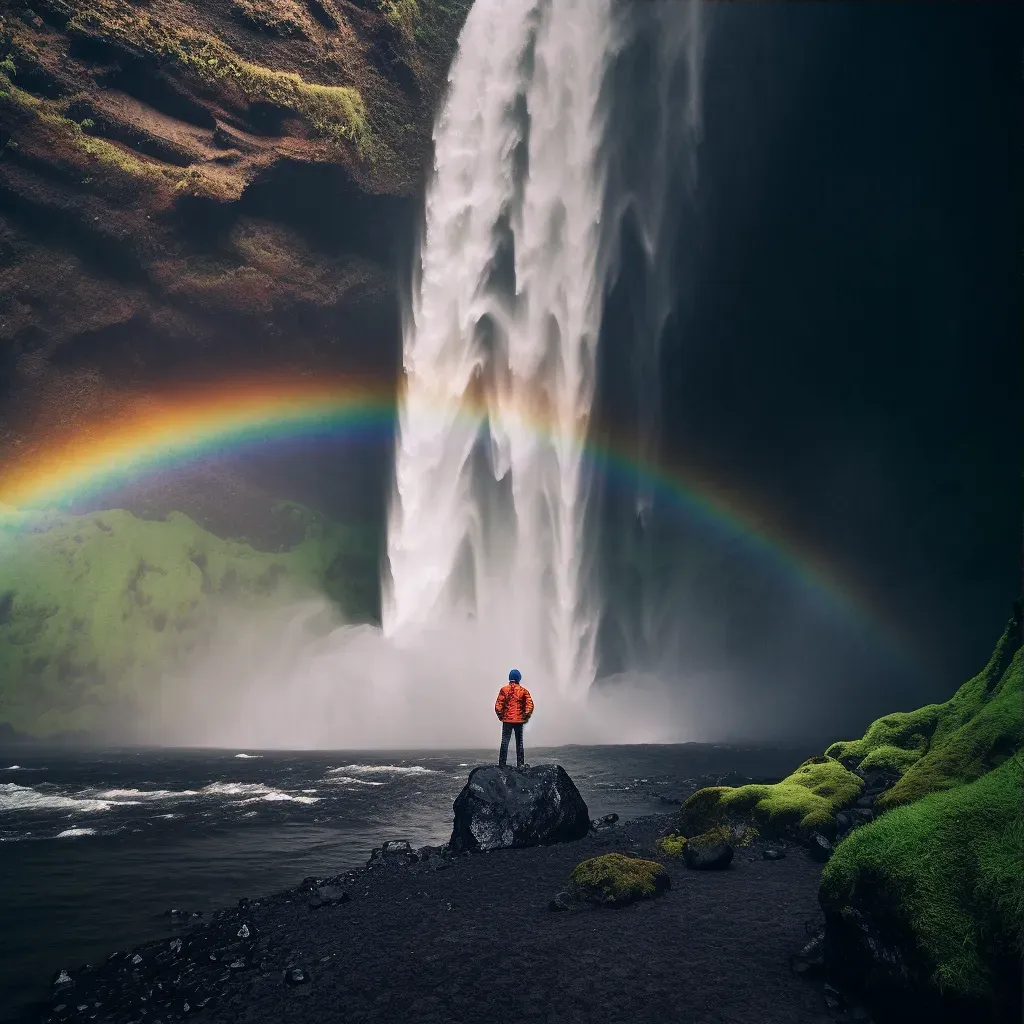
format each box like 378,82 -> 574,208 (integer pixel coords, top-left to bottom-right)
449,765 -> 590,853
569,854 -> 670,907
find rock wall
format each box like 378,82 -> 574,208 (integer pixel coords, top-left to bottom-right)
0,0 -> 470,458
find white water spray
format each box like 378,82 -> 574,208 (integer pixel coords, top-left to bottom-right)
385,0 -> 614,696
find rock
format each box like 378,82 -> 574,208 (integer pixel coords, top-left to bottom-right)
548,891 -> 574,912
367,839 -> 418,868
850,808 -> 874,824
806,833 -> 834,862
283,966 -> 309,986
590,813 -> 619,830
835,812 -> 851,832
762,847 -> 786,860
824,982 -> 844,1010
682,840 -> 733,870
569,854 -> 670,907
855,795 -> 875,808
307,884 -> 350,910
449,765 -> 590,853
790,931 -> 825,976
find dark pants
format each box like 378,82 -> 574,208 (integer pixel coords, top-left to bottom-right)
499,722 -> 525,768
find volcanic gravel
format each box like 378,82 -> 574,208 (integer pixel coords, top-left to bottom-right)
37,813 -> 837,1024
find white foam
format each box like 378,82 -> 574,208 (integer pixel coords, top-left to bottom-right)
320,775 -> 384,787
234,792 -> 319,805
201,782 -> 271,797
95,788 -> 199,801
4,765 -> 21,770
56,827 -> 97,839
233,754 -> 261,759
331,764 -> 438,776
0,783 -> 132,814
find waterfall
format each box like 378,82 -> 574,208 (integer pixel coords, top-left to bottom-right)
384,0 -> 615,695
155,2 -> 709,750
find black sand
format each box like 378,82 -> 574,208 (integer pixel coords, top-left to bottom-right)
118,813 -> 832,1024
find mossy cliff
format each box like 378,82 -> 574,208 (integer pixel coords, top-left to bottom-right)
672,615 -> 1023,1018
0,504 -> 379,737
0,0 -> 471,460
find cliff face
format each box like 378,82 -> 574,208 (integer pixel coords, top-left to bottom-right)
0,0 -> 469,454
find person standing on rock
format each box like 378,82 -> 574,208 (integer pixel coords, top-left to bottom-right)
495,669 -> 534,769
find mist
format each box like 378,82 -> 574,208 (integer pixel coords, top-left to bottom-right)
138,596 -> 701,749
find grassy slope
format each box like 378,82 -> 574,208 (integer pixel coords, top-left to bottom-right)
820,642 -> 1023,1003
0,506 -> 377,735
826,621 -> 1023,807
820,746 -> 1023,1000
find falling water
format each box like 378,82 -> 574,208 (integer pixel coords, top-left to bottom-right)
150,2 -> 708,749
384,0 -> 615,695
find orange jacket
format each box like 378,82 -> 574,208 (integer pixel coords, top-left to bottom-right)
495,682 -> 534,724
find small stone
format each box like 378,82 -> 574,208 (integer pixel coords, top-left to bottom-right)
169,939 -> 182,954
131,955 -> 143,966
283,967 -> 308,986
548,891 -> 573,912
54,970 -> 73,988
762,847 -> 786,860
237,924 -> 250,939
806,833 -> 833,863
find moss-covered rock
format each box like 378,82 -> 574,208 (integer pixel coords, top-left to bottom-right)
820,750 -> 1024,1014
658,823 -> 759,858
676,756 -> 863,841
826,620 -> 1023,809
569,853 -> 670,907
0,505 -> 377,735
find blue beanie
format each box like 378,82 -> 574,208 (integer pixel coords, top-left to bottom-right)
508,668 -> 522,683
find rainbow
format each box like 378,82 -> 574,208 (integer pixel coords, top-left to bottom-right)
0,377 -> 911,664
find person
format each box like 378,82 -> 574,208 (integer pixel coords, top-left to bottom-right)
495,668 -> 534,769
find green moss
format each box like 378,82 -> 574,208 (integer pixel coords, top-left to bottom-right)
1,82 -> 197,188
379,0 -> 419,40
680,756 -> 863,839
826,622 -> 1023,808
820,754 -> 1024,1001
655,833 -> 687,857
0,506 -> 375,735
569,853 -> 670,906
67,2 -> 367,153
